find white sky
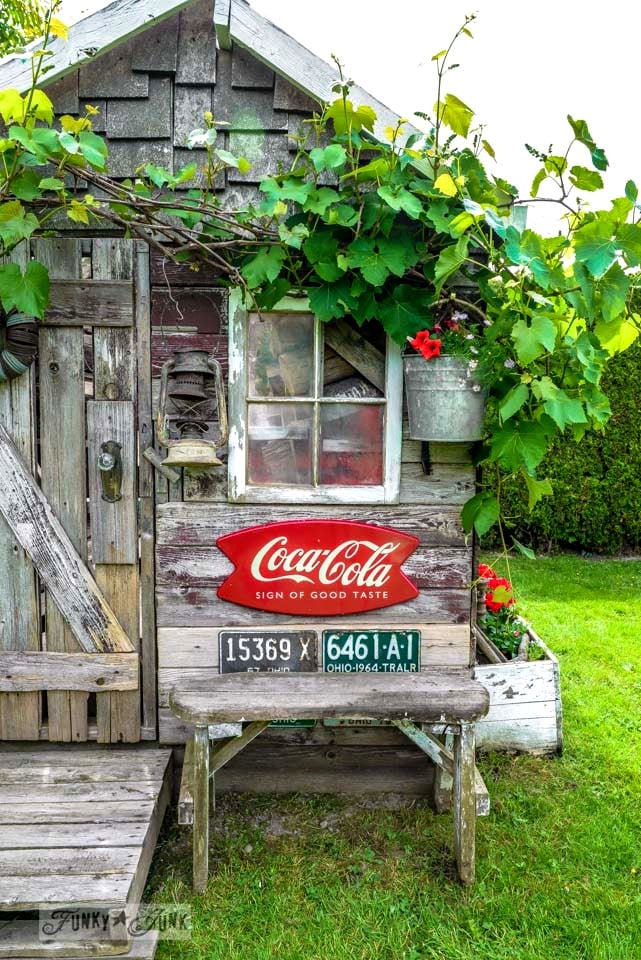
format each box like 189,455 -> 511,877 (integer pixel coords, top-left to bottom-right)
59,0 -> 640,231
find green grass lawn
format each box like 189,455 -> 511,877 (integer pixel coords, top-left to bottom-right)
147,556 -> 641,960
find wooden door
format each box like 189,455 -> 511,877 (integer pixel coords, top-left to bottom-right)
0,238 -> 156,743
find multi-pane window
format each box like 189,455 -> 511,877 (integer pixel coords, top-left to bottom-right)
228,299 -> 402,503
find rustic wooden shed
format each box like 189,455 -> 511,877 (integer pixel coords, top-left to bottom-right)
0,0 -> 489,950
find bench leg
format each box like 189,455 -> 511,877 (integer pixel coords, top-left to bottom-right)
193,726 -> 210,892
433,730 -> 455,813
453,722 -> 476,885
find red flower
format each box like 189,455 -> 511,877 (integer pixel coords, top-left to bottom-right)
478,563 -> 496,580
485,576 -> 515,613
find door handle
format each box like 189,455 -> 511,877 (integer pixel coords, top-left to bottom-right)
98,440 -> 123,502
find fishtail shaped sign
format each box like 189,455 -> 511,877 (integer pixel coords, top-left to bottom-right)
216,519 -> 419,616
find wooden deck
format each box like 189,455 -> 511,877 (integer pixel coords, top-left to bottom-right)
0,747 -> 172,959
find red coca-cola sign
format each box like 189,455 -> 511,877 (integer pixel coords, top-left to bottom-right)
217,520 -> 419,616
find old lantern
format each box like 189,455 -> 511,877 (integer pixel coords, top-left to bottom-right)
157,350 -> 228,470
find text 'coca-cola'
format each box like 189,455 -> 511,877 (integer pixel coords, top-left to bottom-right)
216,519 -> 420,616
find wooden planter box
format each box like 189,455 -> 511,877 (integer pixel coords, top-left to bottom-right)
473,623 -> 563,756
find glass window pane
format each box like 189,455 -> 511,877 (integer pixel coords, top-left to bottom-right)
248,312 -> 315,398
319,404 -> 384,486
248,403 -> 313,485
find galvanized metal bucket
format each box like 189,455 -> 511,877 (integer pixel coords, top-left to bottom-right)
403,355 -> 486,442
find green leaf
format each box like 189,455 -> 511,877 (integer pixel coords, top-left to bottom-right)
0,200 -> 39,247
499,383 -> 529,422
594,315 -> 640,355
307,280 -> 352,323
436,93 -> 474,138
27,89 -> 54,123
253,278 -> 291,311
534,378 -> 587,431
377,233 -> 417,277
597,262 -> 629,323
616,223 -> 641,267
461,492 -> 499,537
490,420 -> 550,473
144,163 -> 169,188
569,165 -> 603,192
241,245 -> 286,287
573,220 -> 617,279
511,315 -> 556,364
303,230 -> 339,265
433,237 -> 468,294
10,169 -> 42,201
512,537 -> 537,559
278,221 -> 309,249
323,144 -> 347,170
0,89 -> 24,124
66,200 -> 89,224
434,172 -> 458,197
0,260 -> 50,319
377,284 -> 431,345
77,130 -> 107,169
325,99 -> 376,136
530,167 -> 547,198
376,185 -> 422,219
567,115 -> 608,170
305,187 -> 339,215
38,176 -> 65,191
344,237 -> 389,286
309,147 -> 327,172
625,180 -> 638,204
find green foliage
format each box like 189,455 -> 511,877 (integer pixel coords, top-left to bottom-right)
495,338 -> 641,553
0,0 -> 45,56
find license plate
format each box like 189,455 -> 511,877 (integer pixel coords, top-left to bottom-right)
220,631 -> 317,673
220,630 -> 317,728
322,630 -> 420,673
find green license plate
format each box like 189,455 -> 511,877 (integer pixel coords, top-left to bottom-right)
322,630 -> 421,673
270,719 -> 316,728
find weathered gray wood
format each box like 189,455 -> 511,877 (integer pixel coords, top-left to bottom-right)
273,74 -> 318,112
171,672 -> 489,724
178,737 -> 195,825
0,651 -> 138,692
176,0 -> 217,85
227,131 -> 292,181
87,402 -> 138,564
231,43 -> 274,88
323,318 -> 385,392
47,70 -> 80,113
0,914 -> 129,958
156,542 -> 470,590
473,623 -> 508,663
400,462 -> 476,505
45,280 -> 134,327
0,780 -> 163,804
36,239 -> 89,742
0,845 -> 141,875
213,0 -> 231,48
143,447 -> 181,483
210,720 -> 268,773
174,85 -> 213,147
139,496 -> 157,736
95,566 -> 141,743
107,139 -> 174,178
453,722 -> 476,884
0,799 -> 156,825
0,423 -> 133,656
0,749 -> 168,774
157,584 -> 471,628
0,873 -> 133,911
79,37 -> 149,98
192,726 -> 209,892
93,329 -> 136,401
127,769 -> 172,906
131,16 -> 178,72
432,730 -> 455,813
0,268 -> 41,740
213,51 -> 284,130
106,77 -> 173,139
156,501 -> 467,547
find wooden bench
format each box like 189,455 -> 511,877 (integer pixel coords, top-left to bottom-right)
170,670 -> 490,891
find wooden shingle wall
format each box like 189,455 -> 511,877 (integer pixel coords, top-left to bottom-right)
45,0 -> 319,197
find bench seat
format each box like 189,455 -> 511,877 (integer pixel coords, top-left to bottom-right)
170,670 -> 490,891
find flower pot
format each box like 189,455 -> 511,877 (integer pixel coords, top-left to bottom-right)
403,355 -> 486,442
473,622 -> 563,756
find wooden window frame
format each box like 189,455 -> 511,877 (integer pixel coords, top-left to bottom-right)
227,291 -> 402,504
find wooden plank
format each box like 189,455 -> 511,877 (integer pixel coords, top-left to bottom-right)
0,846 -> 140,875
0,423 -> 133,655
453,722 -> 476,884
474,660 -> 558,705
323,318 -> 385,391
475,715 -> 560,755
0,781 -> 163,804
210,720 -> 268,773
0,800 -> 156,825
157,584 -> 471,627
213,0 -> 232,49
106,77 -> 172,139
0,245 -> 41,739
156,500 -> 467,546
131,15 -> 179,71
36,239 -> 89,742
231,42 -> 274,88
174,85 -> 213,147
96,566 -> 141,743
0,915 -> 130,958
135,242 -> 158,737
0,874 -> 133,910
157,623 -> 470,668
0,0 -> 195,92
44,281 -> 134,327
0,749 -> 168,774
176,0 -> 217,85
126,767 -> 172,905
192,726 -> 209,892
87,403 -> 138,564
0,651 -> 138,692
170,671 -> 489,724
178,737 -> 195,825
400,462 -> 476,505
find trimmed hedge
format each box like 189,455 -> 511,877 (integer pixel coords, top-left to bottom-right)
496,339 -> 641,554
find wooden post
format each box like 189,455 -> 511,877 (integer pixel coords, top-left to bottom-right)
433,731 -> 455,813
193,726 -> 210,893
453,721 -> 476,885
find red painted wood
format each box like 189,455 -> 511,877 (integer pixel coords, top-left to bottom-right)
151,288 -> 227,332
216,520 -> 419,616
151,332 -> 228,377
